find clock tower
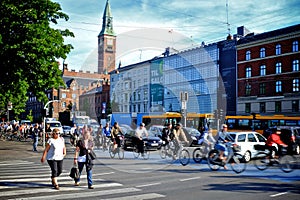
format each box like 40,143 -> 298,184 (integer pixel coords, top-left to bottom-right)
98,0 -> 116,74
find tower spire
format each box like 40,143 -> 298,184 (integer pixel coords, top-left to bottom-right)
99,0 -> 115,36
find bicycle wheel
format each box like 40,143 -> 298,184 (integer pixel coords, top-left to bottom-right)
160,146 -> 167,159
230,153 -> 246,174
193,147 -> 205,163
108,144 -> 115,158
118,147 -> 124,160
280,155 -> 297,173
207,149 -> 220,171
133,145 -> 140,159
254,152 -> 269,171
179,149 -> 190,166
142,149 -> 150,160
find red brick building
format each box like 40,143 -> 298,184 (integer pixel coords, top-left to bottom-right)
237,24 -> 300,116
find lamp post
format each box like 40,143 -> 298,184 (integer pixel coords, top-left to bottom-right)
42,100 -> 60,148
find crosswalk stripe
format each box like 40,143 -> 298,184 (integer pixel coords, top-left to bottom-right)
8,187 -> 141,200
1,182 -> 123,197
0,172 -> 114,179
101,193 -> 166,200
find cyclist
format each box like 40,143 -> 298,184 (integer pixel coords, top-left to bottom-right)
266,128 -> 288,159
173,123 -> 189,156
135,123 -> 148,156
161,123 -> 175,146
215,124 -> 234,168
111,122 -> 123,151
102,123 -> 111,149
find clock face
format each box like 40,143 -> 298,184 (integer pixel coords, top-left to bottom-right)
107,38 -> 113,46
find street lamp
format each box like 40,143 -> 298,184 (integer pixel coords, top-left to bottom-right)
42,100 -> 60,148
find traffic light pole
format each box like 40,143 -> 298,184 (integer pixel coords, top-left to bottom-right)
42,100 -> 60,148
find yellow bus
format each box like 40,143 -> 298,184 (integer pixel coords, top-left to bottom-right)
142,112 -> 214,131
225,115 -> 300,134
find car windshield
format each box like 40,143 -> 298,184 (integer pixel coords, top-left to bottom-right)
184,128 -> 201,136
229,134 -> 237,140
49,123 -> 61,128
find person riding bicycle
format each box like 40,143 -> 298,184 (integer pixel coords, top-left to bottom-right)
173,123 -> 189,156
135,123 -> 148,156
215,124 -> 234,168
111,122 -> 123,151
102,122 -> 111,148
265,127 -> 288,159
161,123 -> 175,146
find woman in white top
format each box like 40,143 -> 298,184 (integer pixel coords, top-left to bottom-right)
41,128 -> 66,190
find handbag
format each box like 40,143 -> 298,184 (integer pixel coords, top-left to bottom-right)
89,150 -> 96,160
69,166 -> 79,179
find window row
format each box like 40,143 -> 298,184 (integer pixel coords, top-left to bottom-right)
245,60 -> 299,77
245,40 -> 298,60
245,100 -> 299,113
245,79 -> 299,95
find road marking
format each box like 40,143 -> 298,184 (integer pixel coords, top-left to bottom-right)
270,192 -> 288,197
101,193 -> 166,200
179,176 -> 201,182
136,182 -> 161,188
1,182 -> 123,197
9,187 -> 141,200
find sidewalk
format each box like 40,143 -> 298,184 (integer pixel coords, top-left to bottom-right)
0,140 -> 44,162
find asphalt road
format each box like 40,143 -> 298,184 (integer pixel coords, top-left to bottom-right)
0,137 -> 299,200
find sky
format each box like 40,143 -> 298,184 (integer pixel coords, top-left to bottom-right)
54,0 -> 300,73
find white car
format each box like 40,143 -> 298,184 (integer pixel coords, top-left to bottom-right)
47,121 -> 63,135
228,131 -> 267,162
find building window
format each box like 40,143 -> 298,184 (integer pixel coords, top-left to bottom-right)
292,100 -> 299,112
293,60 -> 299,71
245,103 -> 251,113
72,94 -> 76,99
293,79 -> 299,92
275,101 -> 281,112
245,84 -> 251,96
246,67 -> 251,78
276,44 -> 281,55
259,83 -> 266,95
260,48 -> 266,58
62,102 -> 66,108
246,50 -> 251,60
292,41 -> 298,52
61,93 -> 66,98
260,65 -> 266,76
276,62 -> 282,74
260,102 -> 266,113
276,81 -> 282,93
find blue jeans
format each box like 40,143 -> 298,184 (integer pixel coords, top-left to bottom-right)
75,162 -> 93,187
33,136 -> 38,151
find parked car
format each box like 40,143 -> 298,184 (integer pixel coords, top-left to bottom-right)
123,130 -> 163,151
263,126 -> 300,155
182,127 -> 202,147
62,125 -> 72,136
228,131 -> 267,162
46,121 -> 63,135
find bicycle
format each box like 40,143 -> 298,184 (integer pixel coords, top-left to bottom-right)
207,142 -> 246,174
254,145 -> 297,173
132,141 -> 150,160
193,142 -> 214,163
160,140 -> 190,166
102,136 -> 111,152
108,134 -> 124,160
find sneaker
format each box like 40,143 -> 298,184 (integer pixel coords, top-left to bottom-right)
88,185 -> 94,189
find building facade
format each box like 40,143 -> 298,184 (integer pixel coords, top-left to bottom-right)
237,24 -> 300,116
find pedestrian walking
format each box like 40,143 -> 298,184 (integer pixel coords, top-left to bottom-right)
73,130 -> 95,189
32,123 -> 40,152
41,128 -> 66,190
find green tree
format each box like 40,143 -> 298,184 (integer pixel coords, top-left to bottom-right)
0,0 -> 74,116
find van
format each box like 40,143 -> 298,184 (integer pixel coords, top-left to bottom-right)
47,121 -> 63,135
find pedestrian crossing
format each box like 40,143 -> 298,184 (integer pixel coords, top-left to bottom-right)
0,160 -> 165,200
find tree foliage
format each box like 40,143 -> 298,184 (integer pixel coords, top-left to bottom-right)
0,0 -> 74,116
